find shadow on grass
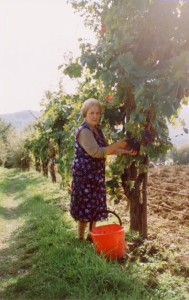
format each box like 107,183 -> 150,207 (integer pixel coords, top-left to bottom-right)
0,168 -> 63,220
0,193 -> 67,221
0,205 -> 20,220
0,168 -> 44,196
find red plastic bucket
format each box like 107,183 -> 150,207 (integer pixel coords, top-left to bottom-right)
90,210 -> 126,260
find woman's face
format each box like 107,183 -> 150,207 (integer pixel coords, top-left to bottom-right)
85,105 -> 101,128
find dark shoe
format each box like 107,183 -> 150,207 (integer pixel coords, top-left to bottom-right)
86,234 -> 93,243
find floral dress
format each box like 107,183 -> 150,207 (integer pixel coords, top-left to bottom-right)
70,121 -> 107,222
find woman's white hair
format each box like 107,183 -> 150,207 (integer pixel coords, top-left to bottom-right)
80,98 -> 102,117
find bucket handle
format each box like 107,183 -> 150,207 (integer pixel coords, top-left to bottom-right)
89,210 -> 122,232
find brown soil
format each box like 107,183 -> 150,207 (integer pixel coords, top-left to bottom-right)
108,165 -> 189,271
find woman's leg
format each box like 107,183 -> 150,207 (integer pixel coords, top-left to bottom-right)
77,221 -> 87,239
89,221 -> 96,231
86,221 -> 96,241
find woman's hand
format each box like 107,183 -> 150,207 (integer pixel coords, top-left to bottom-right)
104,139 -> 137,156
118,139 -> 128,149
118,148 -> 137,155
117,140 -> 137,155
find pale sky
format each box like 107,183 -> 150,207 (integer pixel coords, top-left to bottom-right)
0,0 -> 95,114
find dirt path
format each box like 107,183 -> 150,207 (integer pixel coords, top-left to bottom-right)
0,182 -> 25,296
0,194 -> 20,247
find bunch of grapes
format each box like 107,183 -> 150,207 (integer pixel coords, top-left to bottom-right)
141,130 -> 156,146
127,138 -> 141,153
125,130 -> 156,154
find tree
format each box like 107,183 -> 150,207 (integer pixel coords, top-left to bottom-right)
65,0 -> 189,238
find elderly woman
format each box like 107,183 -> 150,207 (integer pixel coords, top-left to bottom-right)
70,98 -> 136,240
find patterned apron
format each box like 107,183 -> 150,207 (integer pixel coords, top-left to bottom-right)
70,121 -> 107,222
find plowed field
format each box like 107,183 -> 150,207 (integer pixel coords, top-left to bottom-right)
108,165 -> 189,270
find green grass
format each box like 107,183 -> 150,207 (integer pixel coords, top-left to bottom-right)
0,167 -> 188,300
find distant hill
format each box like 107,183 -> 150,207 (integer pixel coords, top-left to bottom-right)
0,110 -> 41,131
